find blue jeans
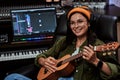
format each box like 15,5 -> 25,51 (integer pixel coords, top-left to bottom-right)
4,73 -> 73,80
4,73 -> 32,80
58,77 -> 73,80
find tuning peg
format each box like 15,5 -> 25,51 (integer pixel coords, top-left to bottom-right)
102,53 -> 106,56
107,52 -> 112,55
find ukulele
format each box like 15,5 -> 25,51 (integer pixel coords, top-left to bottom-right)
37,42 -> 120,80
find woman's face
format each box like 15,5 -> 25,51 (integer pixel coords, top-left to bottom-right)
70,13 -> 89,37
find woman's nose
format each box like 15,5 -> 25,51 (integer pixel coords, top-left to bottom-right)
74,22 -> 79,27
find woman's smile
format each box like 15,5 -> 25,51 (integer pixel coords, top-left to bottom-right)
73,26 -> 83,33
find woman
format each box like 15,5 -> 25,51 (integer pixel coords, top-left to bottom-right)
4,6 -> 120,80
35,6 -> 120,80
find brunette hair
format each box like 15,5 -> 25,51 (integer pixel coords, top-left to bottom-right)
66,7 -> 97,45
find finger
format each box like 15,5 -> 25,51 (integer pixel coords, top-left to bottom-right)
83,49 -> 89,56
84,46 -> 94,53
49,56 -> 56,60
45,65 -> 56,72
88,44 -> 94,49
82,55 -> 89,60
49,57 -> 57,64
82,48 -> 92,60
82,55 -> 86,59
83,48 -> 89,54
44,61 -> 57,72
46,58 -> 56,66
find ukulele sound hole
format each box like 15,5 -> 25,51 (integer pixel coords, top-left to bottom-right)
57,61 -> 62,67
44,69 -> 48,74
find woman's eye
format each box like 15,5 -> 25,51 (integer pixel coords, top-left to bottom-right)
70,22 -> 74,25
70,20 -> 86,25
78,20 -> 83,23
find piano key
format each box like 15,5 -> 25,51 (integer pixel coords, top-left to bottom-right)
0,48 -> 48,61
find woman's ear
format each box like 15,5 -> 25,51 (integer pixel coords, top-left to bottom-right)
87,22 -> 90,27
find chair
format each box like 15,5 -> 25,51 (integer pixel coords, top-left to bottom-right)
6,13 -> 119,80
90,13 -> 117,43
55,13 -> 118,43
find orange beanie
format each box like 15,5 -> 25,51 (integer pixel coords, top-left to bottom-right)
67,6 -> 91,20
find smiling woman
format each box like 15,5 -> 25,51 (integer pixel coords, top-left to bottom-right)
4,6 -> 120,80
35,6 -> 120,80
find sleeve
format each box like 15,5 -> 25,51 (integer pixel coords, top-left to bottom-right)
99,51 -> 120,79
100,62 -> 119,79
34,37 -> 66,67
94,39 -> 120,79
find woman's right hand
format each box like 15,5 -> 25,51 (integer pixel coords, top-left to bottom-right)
38,57 -> 58,73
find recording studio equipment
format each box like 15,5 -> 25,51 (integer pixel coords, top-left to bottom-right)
73,0 -> 107,9
0,7 -> 57,61
0,7 -> 57,79
0,47 -> 48,61
0,19 -> 13,44
10,7 -> 57,43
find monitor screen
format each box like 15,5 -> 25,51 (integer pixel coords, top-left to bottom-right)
10,7 -> 57,43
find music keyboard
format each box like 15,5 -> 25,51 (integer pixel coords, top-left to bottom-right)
0,48 -> 48,61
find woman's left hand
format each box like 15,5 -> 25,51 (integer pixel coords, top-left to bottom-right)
82,44 -> 99,65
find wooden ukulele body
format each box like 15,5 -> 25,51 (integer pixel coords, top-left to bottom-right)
37,42 -> 120,80
37,54 -> 75,80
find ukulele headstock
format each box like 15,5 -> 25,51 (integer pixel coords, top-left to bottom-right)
94,42 -> 120,52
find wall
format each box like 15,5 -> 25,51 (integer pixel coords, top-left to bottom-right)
109,0 -> 120,7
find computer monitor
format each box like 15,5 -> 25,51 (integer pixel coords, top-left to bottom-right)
10,7 -> 57,43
